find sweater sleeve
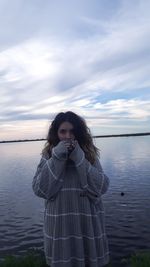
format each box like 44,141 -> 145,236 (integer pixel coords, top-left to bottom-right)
69,142 -> 110,204
32,141 -> 68,200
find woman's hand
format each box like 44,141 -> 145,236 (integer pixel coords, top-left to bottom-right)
63,139 -> 77,153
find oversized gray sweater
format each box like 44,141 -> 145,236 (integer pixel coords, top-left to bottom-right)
32,140 -> 110,267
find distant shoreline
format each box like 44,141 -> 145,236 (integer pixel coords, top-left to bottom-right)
0,132 -> 150,143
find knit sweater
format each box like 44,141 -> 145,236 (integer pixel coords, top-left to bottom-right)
32,140 -> 110,267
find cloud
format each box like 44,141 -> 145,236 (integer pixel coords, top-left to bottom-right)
0,0 -> 150,140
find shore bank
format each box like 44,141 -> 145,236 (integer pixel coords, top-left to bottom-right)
0,249 -> 150,267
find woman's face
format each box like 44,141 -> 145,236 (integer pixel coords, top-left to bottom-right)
57,121 -> 75,141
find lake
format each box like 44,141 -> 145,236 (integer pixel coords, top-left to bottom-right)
0,136 -> 150,266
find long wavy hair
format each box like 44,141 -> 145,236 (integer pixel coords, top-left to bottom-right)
41,111 -> 100,164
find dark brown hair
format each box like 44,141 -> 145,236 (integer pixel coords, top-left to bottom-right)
41,111 -> 100,164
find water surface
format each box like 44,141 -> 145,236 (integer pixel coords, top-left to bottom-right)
0,136 -> 150,266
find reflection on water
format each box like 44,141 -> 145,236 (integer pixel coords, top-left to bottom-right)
0,136 -> 150,266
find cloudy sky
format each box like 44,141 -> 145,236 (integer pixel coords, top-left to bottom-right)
0,0 -> 150,141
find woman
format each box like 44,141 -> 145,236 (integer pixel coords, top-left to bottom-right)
32,111 -> 110,267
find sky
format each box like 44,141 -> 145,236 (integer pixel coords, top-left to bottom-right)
0,0 -> 150,141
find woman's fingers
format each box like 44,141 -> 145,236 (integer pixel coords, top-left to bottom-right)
63,139 -> 77,150
63,142 -> 72,149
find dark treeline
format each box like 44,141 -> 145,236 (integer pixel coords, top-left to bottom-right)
0,132 -> 150,143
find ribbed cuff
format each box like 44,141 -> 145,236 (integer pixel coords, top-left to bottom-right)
52,141 -> 68,161
69,142 -> 85,165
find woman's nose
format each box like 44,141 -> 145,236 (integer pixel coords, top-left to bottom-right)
65,132 -> 71,138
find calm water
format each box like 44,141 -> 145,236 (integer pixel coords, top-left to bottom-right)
0,137 -> 150,266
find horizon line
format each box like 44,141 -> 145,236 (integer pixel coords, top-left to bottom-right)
0,132 -> 150,143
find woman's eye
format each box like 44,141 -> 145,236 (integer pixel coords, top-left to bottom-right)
59,129 -> 75,134
60,129 -> 66,134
